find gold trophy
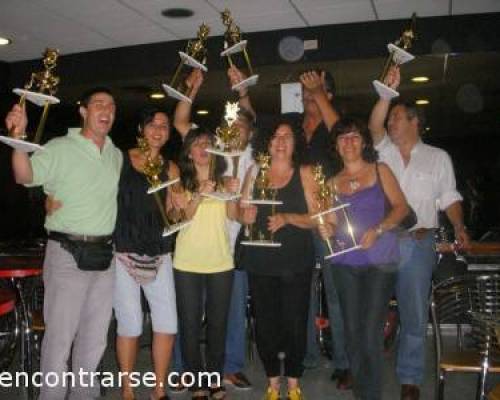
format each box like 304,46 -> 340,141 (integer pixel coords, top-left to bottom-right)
220,9 -> 259,91
204,102 -> 244,201
372,13 -> 417,100
138,137 -> 190,237
162,23 -> 210,103
309,165 -> 361,259
241,153 -> 282,248
1,48 -> 61,153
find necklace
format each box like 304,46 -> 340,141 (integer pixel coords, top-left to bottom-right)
348,178 -> 360,192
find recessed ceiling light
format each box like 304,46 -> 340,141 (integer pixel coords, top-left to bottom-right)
425,127 -> 431,132
150,93 -> 165,99
411,76 -> 430,83
0,37 -> 12,46
161,8 -> 194,18
415,99 -> 430,105
196,110 -> 209,115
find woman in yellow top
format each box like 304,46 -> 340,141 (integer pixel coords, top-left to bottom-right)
173,127 -> 238,400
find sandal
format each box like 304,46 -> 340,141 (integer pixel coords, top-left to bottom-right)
209,386 -> 227,399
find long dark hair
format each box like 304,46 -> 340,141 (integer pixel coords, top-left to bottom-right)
252,115 -> 305,167
332,117 -> 378,163
178,127 -> 227,193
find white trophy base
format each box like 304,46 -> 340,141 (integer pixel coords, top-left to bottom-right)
241,240 -> 282,248
202,192 -> 241,202
242,199 -> 283,206
13,89 -> 60,107
325,245 -> 362,260
232,75 -> 259,91
387,43 -> 415,65
205,148 -> 244,158
162,84 -> 192,103
221,40 -> 248,57
0,136 -> 44,153
311,203 -> 351,220
372,80 -> 399,100
179,51 -> 208,72
147,177 -> 180,194
162,220 -> 191,237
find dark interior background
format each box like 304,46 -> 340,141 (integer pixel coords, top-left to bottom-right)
1,13 -> 499,241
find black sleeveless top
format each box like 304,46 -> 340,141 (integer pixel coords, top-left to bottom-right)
114,153 -> 173,256
242,167 -> 315,276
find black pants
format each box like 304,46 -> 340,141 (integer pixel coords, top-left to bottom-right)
174,269 -> 234,390
332,264 -> 397,400
248,271 -> 312,378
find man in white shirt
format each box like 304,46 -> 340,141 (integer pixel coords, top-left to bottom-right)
368,67 -> 469,400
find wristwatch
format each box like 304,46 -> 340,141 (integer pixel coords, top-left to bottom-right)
375,224 -> 384,236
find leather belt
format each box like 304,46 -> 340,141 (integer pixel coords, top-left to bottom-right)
398,228 -> 433,241
48,231 -> 112,244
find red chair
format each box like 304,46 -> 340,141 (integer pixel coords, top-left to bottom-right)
0,288 -> 18,371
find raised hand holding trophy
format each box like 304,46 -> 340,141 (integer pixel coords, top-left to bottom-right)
241,153 -> 282,248
220,9 -> 259,91
162,24 -> 210,103
1,48 -> 61,152
203,102 -> 243,201
372,13 -> 417,100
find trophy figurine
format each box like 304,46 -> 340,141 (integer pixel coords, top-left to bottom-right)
220,9 -> 259,91
162,24 -> 210,103
139,137 -> 190,237
137,137 -> 180,194
372,13 -> 417,100
204,102 -> 244,201
0,48 -> 61,153
309,165 -> 361,258
241,153 -> 282,248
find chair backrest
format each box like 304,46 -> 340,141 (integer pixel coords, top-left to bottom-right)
431,274 -> 500,364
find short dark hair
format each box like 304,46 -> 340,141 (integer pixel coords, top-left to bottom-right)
390,100 -> 427,134
138,107 -> 170,133
332,116 -> 378,163
79,87 -> 114,108
178,127 -> 227,193
252,114 -> 305,167
298,68 -> 336,95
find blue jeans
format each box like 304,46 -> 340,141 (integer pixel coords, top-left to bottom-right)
172,334 -> 183,373
305,235 -> 349,370
224,269 -> 248,373
396,232 -> 437,385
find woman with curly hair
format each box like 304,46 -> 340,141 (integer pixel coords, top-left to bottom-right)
239,116 -> 317,400
318,117 -> 409,400
173,127 -> 238,400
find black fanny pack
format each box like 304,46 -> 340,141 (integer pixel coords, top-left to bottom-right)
49,232 -> 113,271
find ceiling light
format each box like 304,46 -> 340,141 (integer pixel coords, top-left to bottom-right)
196,110 -> 209,115
150,93 -> 165,99
0,37 -> 12,46
161,8 -> 194,18
425,127 -> 431,132
415,99 -> 430,105
411,76 -> 429,83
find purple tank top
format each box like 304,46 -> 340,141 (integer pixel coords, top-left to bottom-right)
330,182 -> 399,266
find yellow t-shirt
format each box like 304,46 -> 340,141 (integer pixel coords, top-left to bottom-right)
173,197 -> 233,273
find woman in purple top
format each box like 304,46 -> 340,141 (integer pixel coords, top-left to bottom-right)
318,117 -> 409,400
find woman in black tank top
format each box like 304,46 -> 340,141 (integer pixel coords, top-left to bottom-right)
239,117 -> 317,400
113,108 -> 179,400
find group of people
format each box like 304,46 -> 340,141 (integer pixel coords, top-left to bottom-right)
3,61 -> 469,400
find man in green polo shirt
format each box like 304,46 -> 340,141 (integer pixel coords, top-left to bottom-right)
6,87 -> 122,400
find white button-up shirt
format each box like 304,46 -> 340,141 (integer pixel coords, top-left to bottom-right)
376,134 -> 462,229
224,145 -> 255,251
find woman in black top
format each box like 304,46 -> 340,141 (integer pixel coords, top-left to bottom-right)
113,108 -> 178,400
239,117 -> 317,400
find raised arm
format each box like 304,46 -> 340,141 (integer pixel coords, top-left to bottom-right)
227,65 -> 256,120
5,104 -> 33,184
300,70 -> 339,131
173,69 -> 204,139
368,66 -> 400,145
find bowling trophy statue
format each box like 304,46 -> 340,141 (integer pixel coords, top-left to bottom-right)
1,48 -> 61,152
